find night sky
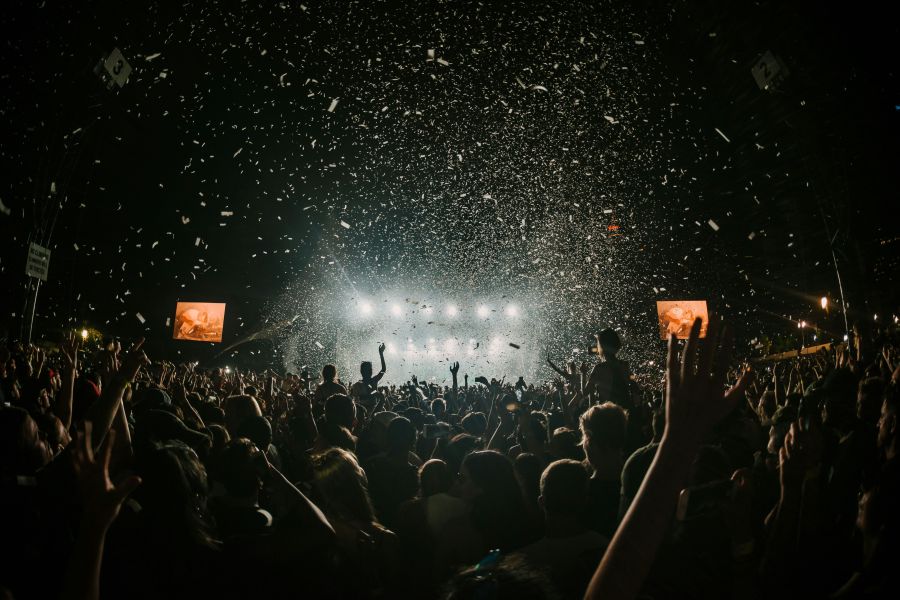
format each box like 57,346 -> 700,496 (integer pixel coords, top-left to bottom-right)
1,0 -> 897,377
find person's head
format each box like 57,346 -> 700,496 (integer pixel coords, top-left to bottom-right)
579,402 -> 627,469
877,390 -> 899,460
445,433 -> 480,476
135,441 -> 217,549
858,377 -> 885,426
597,328 -> 622,358
431,398 -> 447,420
442,554 -> 561,600
223,395 -> 262,436
0,407 -> 51,475
420,459 -> 453,497
217,438 -> 266,500
360,360 -> 373,380
461,412 -> 487,438
312,447 -> 376,524
322,364 -> 337,383
539,459 -> 590,518
32,413 -> 70,458
457,450 -> 522,507
549,427 -> 584,461
514,452 -> 543,505
235,415 -> 273,451
324,394 -> 356,429
387,416 -> 416,455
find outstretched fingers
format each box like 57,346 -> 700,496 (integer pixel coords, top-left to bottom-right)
680,318 -> 704,383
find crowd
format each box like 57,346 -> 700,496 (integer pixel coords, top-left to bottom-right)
1,317 -> 899,599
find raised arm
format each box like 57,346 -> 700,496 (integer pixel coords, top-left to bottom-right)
62,425 -> 141,600
585,318 -> 748,600
56,332 -> 81,431
85,339 -> 149,450
378,342 -> 387,376
546,354 -> 568,378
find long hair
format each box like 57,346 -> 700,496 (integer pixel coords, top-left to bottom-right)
135,441 -> 219,551
312,448 -> 377,525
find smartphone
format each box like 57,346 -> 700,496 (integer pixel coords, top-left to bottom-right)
676,479 -> 736,521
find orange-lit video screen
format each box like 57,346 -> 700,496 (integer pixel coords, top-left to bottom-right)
656,300 -> 709,340
173,302 -> 226,342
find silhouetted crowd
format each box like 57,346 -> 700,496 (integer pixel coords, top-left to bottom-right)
2,319 -> 899,599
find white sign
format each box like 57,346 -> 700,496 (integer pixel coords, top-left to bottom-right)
25,243 -> 51,281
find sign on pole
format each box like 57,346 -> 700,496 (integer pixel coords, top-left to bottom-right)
25,242 -> 51,281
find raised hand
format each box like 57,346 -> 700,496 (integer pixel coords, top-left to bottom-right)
664,317 -> 741,450
72,423 -> 141,530
61,331 -> 81,371
118,338 -> 150,382
378,342 -> 386,355
778,421 -> 821,492
450,361 -> 460,376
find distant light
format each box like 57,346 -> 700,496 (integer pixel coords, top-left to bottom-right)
81,328 -> 88,340
813,335 -> 817,341
874,314 -> 878,321
505,305 -> 519,317
360,301 -> 373,315
820,297 -> 828,309
843,334 -> 849,341
224,366 -> 232,374
391,304 -> 403,316
477,305 -> 490,318
446,305 -> 458,317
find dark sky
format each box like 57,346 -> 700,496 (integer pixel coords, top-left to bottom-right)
1,0 -> 897,369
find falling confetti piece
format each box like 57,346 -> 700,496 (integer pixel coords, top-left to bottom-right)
136,313 -> 146,324
327,98 -> 339,112
708,219 -> 720,231
340,220 -> 351,229
714,127 -> 731,142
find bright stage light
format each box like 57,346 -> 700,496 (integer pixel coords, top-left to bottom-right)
446,305 -> 458,317
477,305 -> 490,318
391,304 -> 403,316
360,301 -> 373,315
505,305 -> 519,317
